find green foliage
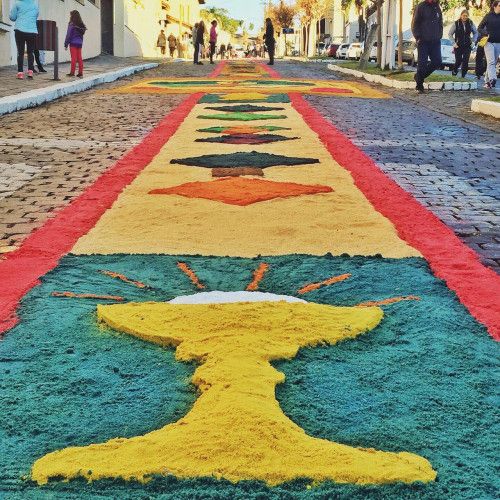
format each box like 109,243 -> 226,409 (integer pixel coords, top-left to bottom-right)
200,7 -> 242,35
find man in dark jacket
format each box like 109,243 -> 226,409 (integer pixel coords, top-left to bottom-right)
411,0 -> 443,93
264,17 -> 276,65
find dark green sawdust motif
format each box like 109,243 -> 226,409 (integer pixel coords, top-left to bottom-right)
195,134 -> 299,145
199,94 -> 291,104
170,152 -> 320,168
197,125 -> 291,133
205,105 -> 286,113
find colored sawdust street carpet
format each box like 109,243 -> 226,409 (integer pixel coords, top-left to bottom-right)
0,61 -> 499,500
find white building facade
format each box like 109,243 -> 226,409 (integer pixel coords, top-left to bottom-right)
0,0 -> 205,67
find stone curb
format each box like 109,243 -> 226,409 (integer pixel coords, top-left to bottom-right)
0,63 -> 159,116
471,98 -> 500,119
327,63 -> 477,91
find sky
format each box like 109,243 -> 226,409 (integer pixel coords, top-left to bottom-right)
203,0 -> 264,33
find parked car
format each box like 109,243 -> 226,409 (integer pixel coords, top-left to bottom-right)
369,41 -> 378,61
347,42 -> 363,60
328,43 -> 340,57
337,43 -> 350,59
317,42 -> 326,55
412,39 -> 455,70
396,40 -> 417,64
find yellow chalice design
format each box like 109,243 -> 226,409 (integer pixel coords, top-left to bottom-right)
32,292 -> 435,486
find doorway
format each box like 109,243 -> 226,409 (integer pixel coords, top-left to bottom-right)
101,0 -> 114,55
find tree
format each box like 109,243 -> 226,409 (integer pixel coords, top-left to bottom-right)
297,0 -> 333,56
201,7 -> 242,36
269,1 -> 297,55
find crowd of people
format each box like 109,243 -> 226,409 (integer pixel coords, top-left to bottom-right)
412,0 -> 500,92
188,17 -> 276,66
9,0 -> 87,79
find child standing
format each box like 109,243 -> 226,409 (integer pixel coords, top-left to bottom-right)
64,10 -> 87,78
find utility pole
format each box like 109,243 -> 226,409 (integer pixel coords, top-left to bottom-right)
397,0 -> 403,69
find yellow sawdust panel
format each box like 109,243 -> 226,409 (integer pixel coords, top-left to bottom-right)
32,301 -> 435,486
103,78 -> 389,99
72,103 -> 419,258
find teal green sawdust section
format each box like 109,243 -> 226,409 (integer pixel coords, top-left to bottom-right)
198,125 -> 291,133
197,112 -> 287,121
1,254 -> 498,499
199,93 -> 290,103
170,151 -> 320,168
205,105 -> 285,113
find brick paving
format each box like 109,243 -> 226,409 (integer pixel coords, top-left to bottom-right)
0,54 -> 160,99
0,61 -> 213,254
1,59 -> 498,273
276,61 -> 500,272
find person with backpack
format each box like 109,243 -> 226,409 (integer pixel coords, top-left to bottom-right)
64,10 -> 87,78
448,10 -> 477,77
9,0 -> 39,80
478,0 -> 500,88
411,0 -> 443,93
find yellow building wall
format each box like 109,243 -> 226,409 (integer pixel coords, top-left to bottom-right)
115,0 -> 203,58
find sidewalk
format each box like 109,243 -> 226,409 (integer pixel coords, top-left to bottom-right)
0,55 -> 161,115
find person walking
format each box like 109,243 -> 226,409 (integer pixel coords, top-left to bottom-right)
192,22 -> 199,64
227,42 -> 233,59
168,33 -> 177,58
64,10 -> 86,78
219,43 -> 226,60
264,17 -> 276,65
209,20 -> 218,64
478,0 -> 500,88
411,0 -> 443,93
157,30 -> 167,56
196,21 -> 205,65
449,10 -> 477,77
9,0 -> 39,80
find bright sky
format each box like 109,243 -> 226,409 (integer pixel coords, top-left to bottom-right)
203,0 -> 264,33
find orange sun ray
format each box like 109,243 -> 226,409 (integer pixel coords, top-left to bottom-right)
99,270 -> 149,289
297,273 -> 352,295
51,292 -> 125,301
246,263 -> 270,291
356,296 -> 421,307
177,262 -> 206,290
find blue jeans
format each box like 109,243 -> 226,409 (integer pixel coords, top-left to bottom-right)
416,40 -> 442,86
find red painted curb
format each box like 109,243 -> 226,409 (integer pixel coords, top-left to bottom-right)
289,92 -> 500,340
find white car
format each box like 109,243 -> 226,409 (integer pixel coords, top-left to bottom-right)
347,42 -> 363,60
337,43 -> 350,59
412,39 -> 455,70
369,41 -> 378,61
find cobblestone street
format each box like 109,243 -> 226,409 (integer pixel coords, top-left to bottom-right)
277,61 -> 500,271
0,58 -> 499,500
0,62 -> 213,254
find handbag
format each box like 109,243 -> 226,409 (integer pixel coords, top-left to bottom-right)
477,34 -> 489,47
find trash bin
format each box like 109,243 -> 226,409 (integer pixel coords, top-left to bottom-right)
35,20 -> 59,80
36,20 -> 57,51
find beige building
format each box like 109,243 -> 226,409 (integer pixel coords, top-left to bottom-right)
113,0 -> 205,58
0,0 -> 205,67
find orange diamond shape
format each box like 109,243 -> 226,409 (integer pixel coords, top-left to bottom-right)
149,177 -> 333,206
